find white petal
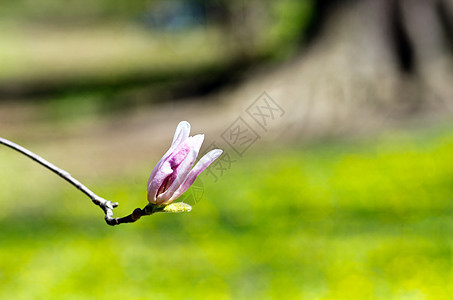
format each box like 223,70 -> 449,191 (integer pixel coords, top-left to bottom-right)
171,121 -> 190,149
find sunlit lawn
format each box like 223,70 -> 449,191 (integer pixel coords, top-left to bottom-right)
1,124 -> 453,299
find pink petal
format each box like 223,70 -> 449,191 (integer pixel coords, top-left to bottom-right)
168,149 -> 223,202
156,148 -> 198,204
154,134 -> 204,204
147,134 -> 204,203
166,134 -> 203,169
147,121 -> 190,193
147,161 -> 173,203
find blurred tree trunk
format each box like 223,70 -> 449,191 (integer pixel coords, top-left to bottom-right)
232,0 -> 453,138
305,0 -> 453,107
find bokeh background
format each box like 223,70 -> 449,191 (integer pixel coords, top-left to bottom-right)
1,0 -> 453,298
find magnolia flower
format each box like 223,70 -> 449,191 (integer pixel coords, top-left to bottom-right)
147,121 -> 222,206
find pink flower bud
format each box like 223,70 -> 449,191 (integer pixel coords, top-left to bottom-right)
147,121 -> 222,205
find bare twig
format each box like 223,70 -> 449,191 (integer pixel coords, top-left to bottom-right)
0,137 -> 145,226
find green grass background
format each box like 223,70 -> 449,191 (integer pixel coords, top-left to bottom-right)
1,124 -> 453,299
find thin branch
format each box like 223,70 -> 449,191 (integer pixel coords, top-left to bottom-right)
0,137 -> 143,226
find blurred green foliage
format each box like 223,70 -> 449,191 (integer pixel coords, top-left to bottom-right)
0,0 -> 314,87
1,124 -> 452,299
264,0 -> 314,59
0,0 -> 151,22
